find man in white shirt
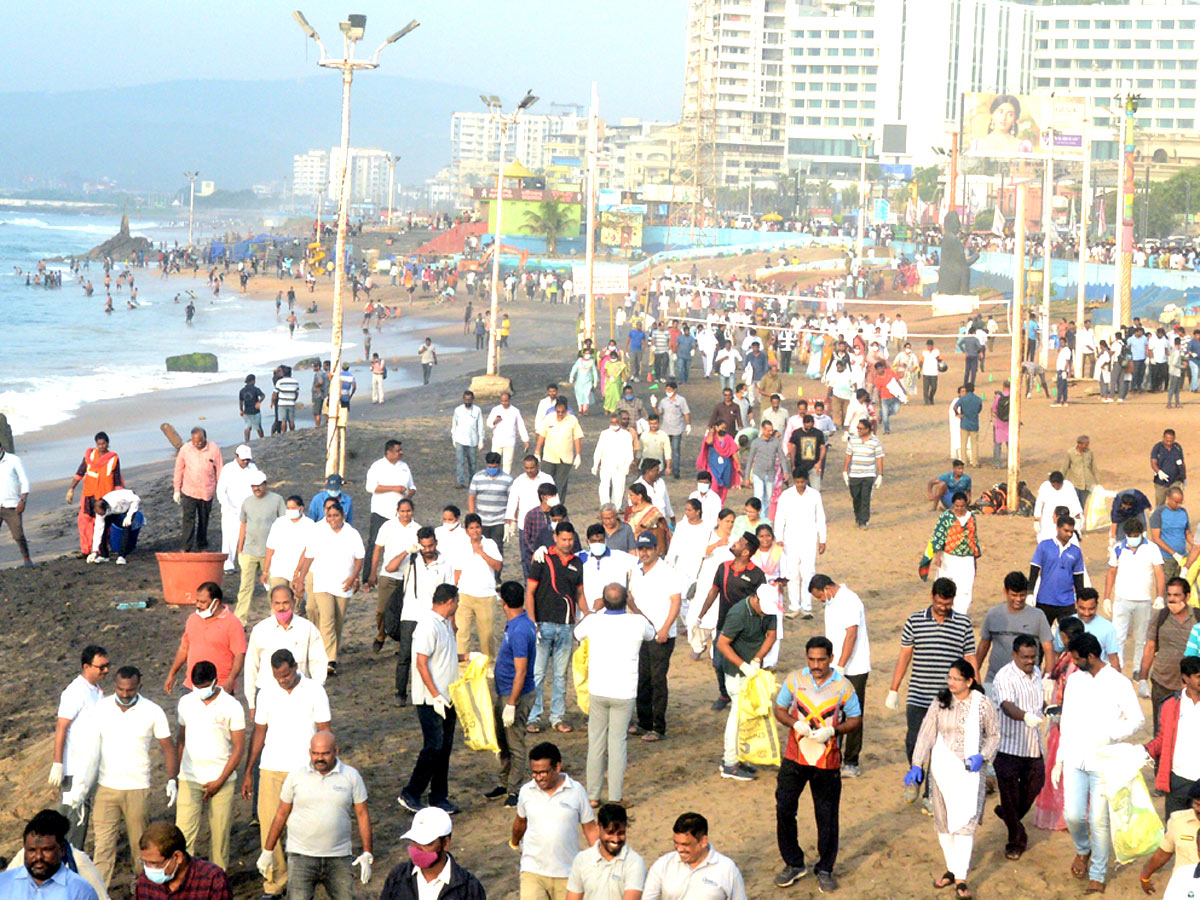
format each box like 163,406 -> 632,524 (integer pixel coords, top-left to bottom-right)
50,644 -> 109,847
774,467 -> 827,619
90,488 -> 141,564
809,575 -> 872,777
566,803 -> 647,900
1104,518 -> 1165,672
394,527 -> 456,704
593,414 -> 636,508
451,391 -> 485,489
262,496 -> 315,591
642,813 -> 747,900
363,440 -> 416,573
244,585 -> 327,711
292,502 -> 364,677
628,533 -> 682,741
575,585 -> 656,805
454,514 -> 503,662
367,497 -> 421,652
575,524 -> 638,612
488,392 -> 531,474
241,649 -> 332,899
1077,320 -> 1096,379
1033,472 -> 1083,543
511,742 -> 598,900
0,445 -> 33,565
688,473 -> 723,528
506,456 -> 556,546
534,384 -> 562,434
400,584 -> 462,816
215,444 -> 258,574
174,661 -> 245,870
1055,632 -> 1145,892
91,666 -> 178,887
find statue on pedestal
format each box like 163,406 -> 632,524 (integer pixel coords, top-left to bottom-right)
936,211 -> 979,295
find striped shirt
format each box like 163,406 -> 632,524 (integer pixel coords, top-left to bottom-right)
900,607 -> 976,707
274,377 -> 300,407
467,470 -> 513,526
845,434 -> 884,479
776,668 -> 862,770
992,660 -> 1045,758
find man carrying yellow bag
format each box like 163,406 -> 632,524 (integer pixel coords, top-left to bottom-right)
715,583 -> 778,782
450,654 -> 499,753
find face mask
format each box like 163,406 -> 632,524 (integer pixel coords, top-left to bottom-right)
697,483 -> 710,494
143,858 -> 177,886
328,489 -> 341,497
196,684 -> 217,701
589,542 -> 607,557
485,466 -> 500,476
1126,536 -> 1143,547
276,610 -> 294,626
197,602 -> 217,619
286,508 -> 302,520
408,846 -> 439,869
623,393 -> 633,400
547,496 -> 560,507
610,424 -> 621,431
116,693 -> 139,708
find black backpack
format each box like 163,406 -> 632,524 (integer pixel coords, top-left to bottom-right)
996,393 -> 1010,422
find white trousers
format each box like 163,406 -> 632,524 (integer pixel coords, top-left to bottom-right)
1113,596 -> 1151,672
785,545 -> 817,612
220,508 -> 240,570
598,468 -> 627,508
371,373 -> 385,403
937,833 -> 974,881
497,445 -> 516,474
938,554 -> 976,615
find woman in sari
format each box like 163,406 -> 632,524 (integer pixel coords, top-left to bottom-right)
929,492 -> 981,615
602,351 -> 627,414
1033,615 -> 1084,832
905,658 -> 999,900
805,331 -> 826,379
695,422 -> 742,503
894,342 -> 920,397
625,483 -> 668,554
568,350 -> 599,415
751,523 -> 786,668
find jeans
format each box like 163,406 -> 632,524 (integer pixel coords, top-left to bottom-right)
667,433 -> 684,477
994,752 -> 1045,849
848,477 -> 874,526
586,695 -> 635,801
752,473 -> 773,509
454,443 -> 477,486
180,493 -> 212,551
775,759 -> 842,875
1113,597 -> 1151,674
422,362 -> 433,384
1168,374 -> 1183,406
879,397 -> 900,433
720,374 -> 735,393
964,355 -> 979,387
530,622 -> 574,724
286,855 -> 352,900
654,352 -> 670,380
1064,765 -> 1111,883
676,355 -> 692,383
405,703 -> 458,805
636,638 -> 675,735
1056,372 -> 1068,403
1133,358 -> 1146,390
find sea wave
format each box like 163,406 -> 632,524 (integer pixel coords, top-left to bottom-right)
0,216 -> 159,236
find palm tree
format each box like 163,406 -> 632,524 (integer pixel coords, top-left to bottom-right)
522,200 -> 573,254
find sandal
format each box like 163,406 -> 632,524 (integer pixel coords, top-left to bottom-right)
955,882 -> 972,900
933,872 -> 955,890
1071,853 -> 1090,879
552,722 -> 573,734
525,722 -> 543,734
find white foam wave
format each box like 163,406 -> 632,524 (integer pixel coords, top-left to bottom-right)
0,217 -> 159,236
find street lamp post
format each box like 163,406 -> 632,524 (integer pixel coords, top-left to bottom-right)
481,90 -> 538,378
292,9 -> 419,478
852,133 -> 872,269
385,153 -> 399,226
184,171 -> 199,249
316,179 -> 328,240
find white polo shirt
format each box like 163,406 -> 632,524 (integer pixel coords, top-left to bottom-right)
567,843 -> 648,900
57,675 -> 103,778
280,760 -> 368,858
375,518 -> 422,581
95,695 -> 171,791
642,846 -> 748,900
244,614 -> 328,708
411,610 -> 458,705
177,688 -> 245,784
304,521 -> 365,597
402,555 -> 456,623
578,548 -> 638,607
516,773 -> 595,878
266,516 -> 316,581
253,675 -> 331,773
574,611 -> 655,700
629,560 -> 682,638
454,538 -> 501,597
823,585 -> 872,677
365,458 -> 416,519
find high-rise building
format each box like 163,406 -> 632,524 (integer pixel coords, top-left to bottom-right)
292,149 -> 329,201
327,147 -> 392,208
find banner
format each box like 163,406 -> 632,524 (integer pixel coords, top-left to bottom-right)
962,93 -> 1085,159
572,262 -> 630,295
599,209 -> 643,249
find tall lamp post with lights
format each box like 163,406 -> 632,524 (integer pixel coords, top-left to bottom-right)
184,171 -> 199,249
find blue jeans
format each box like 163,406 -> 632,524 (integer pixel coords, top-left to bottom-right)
676,355 -> 692,382
454,443 -> 477,485
880,397 -> 900,433
286,854 -> 352,900
667,432 -> 684,477
1064,766 -> 1110,884
530,622 -> 574,724
752,473 -> 773,508
1190,360 -> 1199,391
720,374 -> 735,392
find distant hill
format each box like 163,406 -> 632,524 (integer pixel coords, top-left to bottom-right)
0,75 -> 482,192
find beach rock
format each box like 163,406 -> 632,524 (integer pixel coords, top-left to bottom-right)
166,352 -> 219,373
301,321 -> 320,330
295,357 -> 320,370
86,214 -> 154,261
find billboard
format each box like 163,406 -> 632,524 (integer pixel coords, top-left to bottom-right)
599,208 -> 644,249
961,93 -> 1085,159
572,262 -> 630,295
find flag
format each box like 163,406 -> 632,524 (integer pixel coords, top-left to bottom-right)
992,205 -> 1005,237
1096,195 -> 1106,236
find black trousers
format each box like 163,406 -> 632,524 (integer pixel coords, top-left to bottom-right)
636,638 -> 674,734
654,352 -> 670,380
546,461 -> 573,500
779,349 -> 792,374
395,620 -> 418,698
843,673 -> 868,766
1036,603 -> 1074,627
180,493 -> 212,551
848,477 -> 873,526
405,703 -> 457,804
775,758 -> 842,875
922,374 -> 938,405
994,751 -> 1044,849
482,523 -> 505,582
366,512 -> 388,575
1168,772 -> 1198,818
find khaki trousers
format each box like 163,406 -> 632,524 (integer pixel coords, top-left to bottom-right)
309,592 -> 347,662
236,553 -> 266,623
175,778 -> 236,870
455,592 -> 496,661
258,769 -> 290,894
519,872 -> 569,900
92,785 -> 149,887
959,428 -> 979,466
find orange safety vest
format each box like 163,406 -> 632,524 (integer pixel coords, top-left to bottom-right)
83,448 -> 120,499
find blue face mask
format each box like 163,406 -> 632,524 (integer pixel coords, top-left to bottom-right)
485,466 -> 500,476
143,858 -> 178,885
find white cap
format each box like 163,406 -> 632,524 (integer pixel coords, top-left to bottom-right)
400,807 -> 453,844
248,470 -> 268,486
235,444 -> 253,460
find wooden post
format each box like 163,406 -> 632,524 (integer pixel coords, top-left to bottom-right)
1007,184 -> 1027,512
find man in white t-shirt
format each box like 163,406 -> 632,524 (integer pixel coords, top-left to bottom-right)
488,392 -> 531,474
628,532 -> 682,740
244,585 -> 327,711
367,497 -> 421,652
293,502 -> 364,677
262,496 -> 316,590
50,644 -> 109,848
241,649 -> 332,898
453,514 -> 503,662
175,660 -> 245,870
91,665 -> 178,887
920,340 -> 944,406
1104,518 -> 1166,672
363,440 -> 416,576
393,527 -> 456,704
809,574 -> 872,777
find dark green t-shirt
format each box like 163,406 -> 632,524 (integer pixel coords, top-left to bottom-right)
718,598 -> 777,677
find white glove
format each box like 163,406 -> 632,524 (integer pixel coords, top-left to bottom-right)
122,511 -> 134,527
738,660 -> 761,679
1157,470 -> 1170,482
1138,679 -> 1151,699
432,695 -> 450,719
531,545 -> 548,563
165,778 -> 178,808
792,719 -> 812,738
811,725 -> 836,744
1023,712 -> 1044,729
884,690 -> 900,711
502,704 -> 516,728
65,489 -> 73,503
874,475 -> 882,489
1042,677 -> 1056,704
572,457 -> 581,470
1051,760 -> 1064,789
591,466 -> 599,476
173,490 -> 181,505
256,849 -> 275,879
48,762 -> 63,788
353,852 -> 374,884
1174,552 -> 1186,566
1140,748 -> 1156,769
1153,596 -> 1166,610
504,521 -> 517,541
842,471 -> 850,486
685,424 -> 692,435
1101,596 -> 1113,618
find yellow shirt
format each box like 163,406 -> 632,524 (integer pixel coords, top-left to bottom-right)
1161,809 -> 1200,868
538,414 -> 584,464
500,318 -> 511,336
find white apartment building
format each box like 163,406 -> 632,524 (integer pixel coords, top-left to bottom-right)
328,147 -> 393,208
292,149 -> 329,201
450,111 -> 580,169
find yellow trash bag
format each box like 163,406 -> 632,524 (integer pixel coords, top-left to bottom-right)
448,653 -> 499,752
573,638 -> 590,715
736,669 -> 781,767
1098,744 -> 1165,864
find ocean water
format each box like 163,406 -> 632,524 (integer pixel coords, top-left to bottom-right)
0,212 -> 331,437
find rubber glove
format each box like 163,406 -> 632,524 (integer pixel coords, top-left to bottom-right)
352,852 -> 373,884
884,689 -> 900,711
1153,596 -> 1166,611
591,466 -> 599,476
842,471 -> 850,486
1024,712 -> 1044,729
874,474 -> 883,489
738,660 -> 761,679
903,765 -> 924,787
256,850 -> 274,879
531,546 -> 548,564
1051,760 -> 1064,789
1042,677 -> 1056,704
1138,679 -> 1151,699
1101,596 -> 1113,618
65,488 -> 74,503
966,754 -> 985,773
122,511 -> 134,527
1156,470 -> 1170,482
432,696 -> 450,719
792,719 -> 811,739
165,778 -> 178,808
572,456 -> 581,470
502,704 -> 516,728
1174,552 -> 1186,566
48,763 -> 63,788
685,423 -> 692,435
811,725 -> 836,744
173,491 -> 181,505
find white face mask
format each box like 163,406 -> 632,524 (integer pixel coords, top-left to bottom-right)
697,483 -> 710,494
196,601 -> 217,619
547,496 -> 560,507
286,508 -> 302,520
196,684 -> 217,701
610,424 -> 621,431
588,542 -> 607,557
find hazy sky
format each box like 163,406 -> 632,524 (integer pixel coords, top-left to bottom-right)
0,0 -> 686,121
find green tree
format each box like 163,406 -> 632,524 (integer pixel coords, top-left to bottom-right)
521,199 -> 574,254
914,165 -> 942,203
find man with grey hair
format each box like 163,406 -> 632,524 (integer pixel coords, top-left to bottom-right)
173,427 -> 223,553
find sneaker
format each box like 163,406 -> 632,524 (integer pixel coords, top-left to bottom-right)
397,792 -> 422,813
503,793 -> 518,808
784,609 -> 800,620
484,785 -> 508,800
774,864 -> 809,887
800,611 -> 814,620
372,640 -> 384,653
86,552 -> 98,563
841,764 -> 861,778
816,871 -> 838,893
711,697 -> 730,712
115,556 -> 127,565
93,555 -> 109,564
434,800 -> 461,815
327,662 -> 339,678
741,762 -> 757,774
720,763 -> 755,781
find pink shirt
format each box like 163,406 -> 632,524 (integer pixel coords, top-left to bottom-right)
173,441 -> 224,501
